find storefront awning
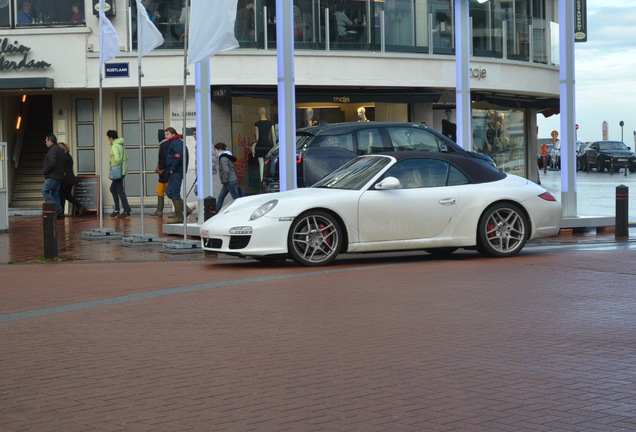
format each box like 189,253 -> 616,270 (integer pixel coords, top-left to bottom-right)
218,86 -> 443,104
472,92 -> 559,110
0,78 -> 54,89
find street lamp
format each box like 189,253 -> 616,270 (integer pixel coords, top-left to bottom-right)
620,120 -> 624,142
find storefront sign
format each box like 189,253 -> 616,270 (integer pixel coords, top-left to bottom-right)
171,111 -> 196,119
470,67 -> 487,80
104,63 -> 129,77
92,0 -> 116,16
0,38 -> 51,72
575,0 -> 587,42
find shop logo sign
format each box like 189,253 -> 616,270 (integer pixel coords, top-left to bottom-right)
0,38 -> 51,72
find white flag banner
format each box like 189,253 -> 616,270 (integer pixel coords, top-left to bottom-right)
187,0 -> 239,64
98,0 -> 119,69
136,0 -> 164,57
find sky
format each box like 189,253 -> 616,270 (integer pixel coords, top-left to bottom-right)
536,1 -> 636,145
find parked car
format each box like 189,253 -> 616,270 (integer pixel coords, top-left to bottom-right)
575,141 -> 588,171
262,122 -> 495,192
200,152 -> 562,266
582,140 -> 636,173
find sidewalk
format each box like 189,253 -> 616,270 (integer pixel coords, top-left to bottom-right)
0,213 -> 206,264
1,211 -> 635,265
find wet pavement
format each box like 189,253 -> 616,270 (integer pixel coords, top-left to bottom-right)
1,210 -> 635,265
0,213 -> 207,264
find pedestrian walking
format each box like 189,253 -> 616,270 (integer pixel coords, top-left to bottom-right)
107,130 -> 132,218
58,142 -> 86,217
165,127 -> 189,223
150,129 -> 170,217
42,134 -> 65,218
214,142 -> 241,212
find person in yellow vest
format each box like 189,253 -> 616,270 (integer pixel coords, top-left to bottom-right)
107,130 -> 131,218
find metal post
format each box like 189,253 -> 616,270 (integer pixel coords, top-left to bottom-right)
42,201 -> 58,259
615,185 -> 628,239
203,196 -> 217,221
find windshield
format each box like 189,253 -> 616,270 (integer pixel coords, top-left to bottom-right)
598,141 -> 628,151
296,134 -> 314,151
312,156 -> 391,190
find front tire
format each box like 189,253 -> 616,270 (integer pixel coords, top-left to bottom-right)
288,211 -> 343,266
476,203 -> 529,258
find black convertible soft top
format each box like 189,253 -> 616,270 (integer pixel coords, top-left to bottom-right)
376,151 -> 507,184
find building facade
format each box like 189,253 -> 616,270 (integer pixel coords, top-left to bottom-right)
0,0 -> 560,211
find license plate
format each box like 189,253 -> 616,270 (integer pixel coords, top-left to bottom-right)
617,159 -> 627,162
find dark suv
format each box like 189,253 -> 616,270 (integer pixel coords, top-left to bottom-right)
582,140 -> 636,173
262,122 -> 495,192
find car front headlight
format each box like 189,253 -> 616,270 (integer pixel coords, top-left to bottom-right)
250,199 -> 278,220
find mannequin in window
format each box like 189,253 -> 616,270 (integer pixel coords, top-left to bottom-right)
252,107 -> 276,181
357,106 -> 370,122
305,108 -> 318,127
441,109 -> 457,142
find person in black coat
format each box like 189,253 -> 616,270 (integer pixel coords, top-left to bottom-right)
57,143 -> 87,217
42,134 -> 65,217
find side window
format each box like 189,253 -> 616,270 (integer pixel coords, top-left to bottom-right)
312,134 -> 355,152
384,159 -> 453,189
448,165 -> 469,185
357,129 -> 386,154
387,127 -> 442,152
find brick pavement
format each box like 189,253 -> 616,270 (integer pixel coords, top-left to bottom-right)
2,246 -> 636,431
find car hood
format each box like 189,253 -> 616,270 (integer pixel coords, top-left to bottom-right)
208,187 -> 358,223
599,150 -> 635,156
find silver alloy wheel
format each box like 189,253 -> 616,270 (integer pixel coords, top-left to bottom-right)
288,211 -> 342,266
477,203 -> 528,258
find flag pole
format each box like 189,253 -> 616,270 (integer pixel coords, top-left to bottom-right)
99,71 -> 104,230
120,0 -> 167,245
81,0 -> 124,240
181,0 -> 190,240
137,3 -> 146,236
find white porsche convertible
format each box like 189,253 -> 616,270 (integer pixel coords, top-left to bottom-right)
200,152 -> 562,266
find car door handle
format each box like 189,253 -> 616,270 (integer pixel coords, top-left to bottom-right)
439,198 -> 456,206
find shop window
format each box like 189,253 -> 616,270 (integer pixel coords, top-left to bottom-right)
131,0 -> 185,50
75,99 -> 95,174
12,0 -> 86,26
120,96 -> 165,197
473,108 -> 527,177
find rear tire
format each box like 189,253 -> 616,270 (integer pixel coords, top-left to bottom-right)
476,203 -> 528,258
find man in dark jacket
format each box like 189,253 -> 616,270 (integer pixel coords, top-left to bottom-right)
42,134 -> 65,217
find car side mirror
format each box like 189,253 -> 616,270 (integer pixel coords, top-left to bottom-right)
375,176 -> 401,190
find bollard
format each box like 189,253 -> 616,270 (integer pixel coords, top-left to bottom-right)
203,196 -> 217,221
42,201 -> 58,259
615,185 -> 629,239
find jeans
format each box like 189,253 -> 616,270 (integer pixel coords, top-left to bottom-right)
166,171 -> 183,200
42,178 -> 62,210
216,180 -> 241,211
110,177 -> 131,213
